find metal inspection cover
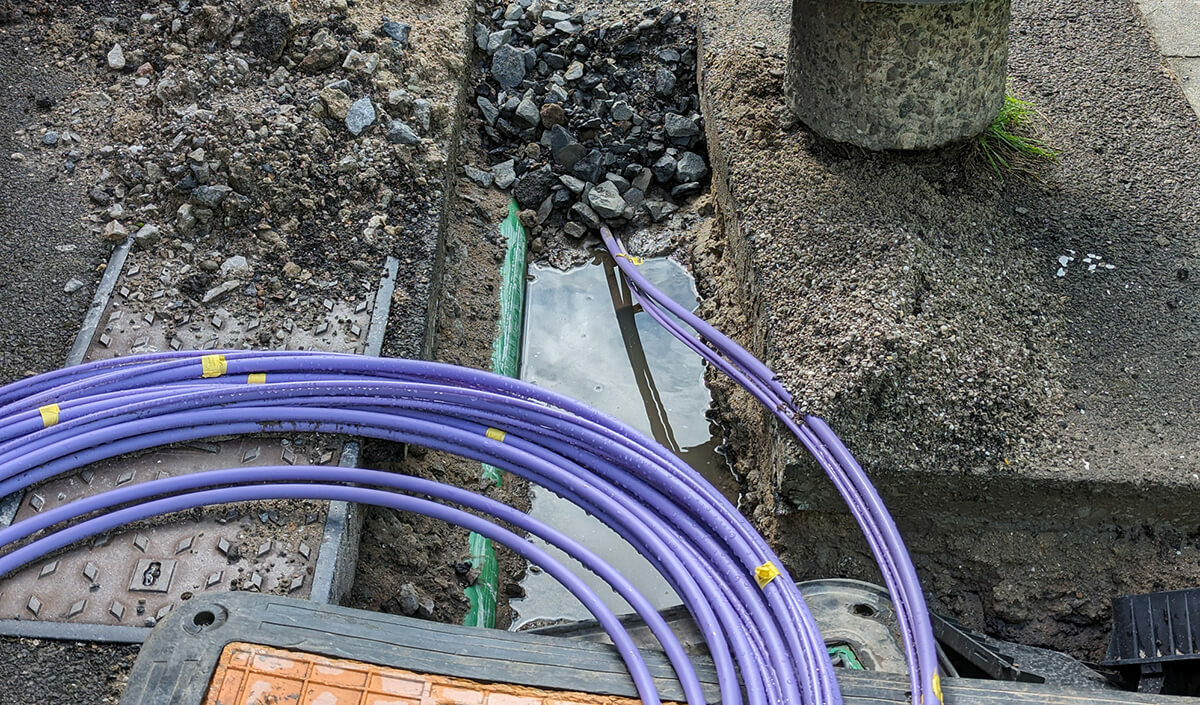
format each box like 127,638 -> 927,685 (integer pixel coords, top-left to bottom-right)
0,248 -> 400,641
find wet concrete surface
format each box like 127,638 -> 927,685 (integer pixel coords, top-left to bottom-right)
512,252 -> 736,628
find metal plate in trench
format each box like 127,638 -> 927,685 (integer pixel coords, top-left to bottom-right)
0,248 -> 400,640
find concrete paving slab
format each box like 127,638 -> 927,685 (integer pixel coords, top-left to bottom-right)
1133,0 -> 1200,56
1170,56 -> 1200,112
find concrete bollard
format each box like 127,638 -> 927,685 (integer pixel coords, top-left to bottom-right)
785,0 -> 1011,151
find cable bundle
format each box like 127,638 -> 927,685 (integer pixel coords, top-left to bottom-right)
602,227 -> 941,705
0,350 -> 835,705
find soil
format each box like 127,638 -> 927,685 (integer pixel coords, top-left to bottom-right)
694,0 -> 1200,661
350,104 -> 532,628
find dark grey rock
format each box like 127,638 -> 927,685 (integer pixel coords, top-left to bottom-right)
512,165 -> 556,207
651,154 -> 677,183
380,20 -> 411,45
605,172 -> 632,193
671,181 -> 703,198
643,200 -> 678,223
345,97 -> 377,136
587,181 -> 627,219
541,9 -> 570,23
474,22 -> 490,51
623,187 -> 645,209
191,184 -> 232,208
571,149 -> 604,183
396,583 -> 420,616
559,174 -> 585,194
632,168 -> 652,193
611,101 -> 634,121
387,120 -> 421,145
492,159 -> 516,189
477,96 -> 500,125
664,112 -> 700,138
564,222 -> 588,239
655,66 -> 676,96
658,48 -> 681,62
491,45 -> 526,89
465,165 -> 494,188
244,6 -> 292,60
515,97 -> 541,127
388,119 -> 422,144
675,151 -> 708,182
547,125 -> 585,168
570,201 -> 602,229
543,52 -> 567,69
487,29 -> 512,55
88,187 -> 112,206
132,223 -> 161,249
41,131 -> 59,146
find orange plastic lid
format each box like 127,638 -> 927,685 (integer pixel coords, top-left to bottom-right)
204,642 -> 668,705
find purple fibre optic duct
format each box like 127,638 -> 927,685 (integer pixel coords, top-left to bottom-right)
0,465 -> 707,705
0,354 -> 826,705
0,482 -> 662,705
0,389 -> 788,703
0,375 -> 805,703
601,227 -> 941,705
623,271 -> 927,692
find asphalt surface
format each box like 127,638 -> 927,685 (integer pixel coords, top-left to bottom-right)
0,16 -> 136,704
0,19 -> 107,384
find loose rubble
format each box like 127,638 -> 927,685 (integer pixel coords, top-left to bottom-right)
470,0 -> 709,239
26,0 -> 466,348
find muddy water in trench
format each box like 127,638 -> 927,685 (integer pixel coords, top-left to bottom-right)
511,252 -> 737,630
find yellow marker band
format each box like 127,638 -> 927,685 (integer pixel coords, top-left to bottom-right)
616,253 -> 644,266
201,354 -> 228,378
932,673 -> 943,704
754,561 -> 781,589
485,428 -> 507,442
247,373 -> 266,385
39,404 -> 60,428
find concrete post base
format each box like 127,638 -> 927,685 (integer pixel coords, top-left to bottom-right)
785,0 -> 1012,151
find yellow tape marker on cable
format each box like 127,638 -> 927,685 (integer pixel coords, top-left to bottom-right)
39,404 -> 60,428
932,672 -> 944,705
754,561 -> 781,589
247,373 -> 266,385
485,428 -> 507,442
616,253 -> 644,266
201,354 -> 228,378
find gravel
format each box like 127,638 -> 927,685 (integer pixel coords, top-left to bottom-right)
468,0 -> 711,240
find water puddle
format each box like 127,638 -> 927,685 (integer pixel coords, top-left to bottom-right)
511,252 -> 738,630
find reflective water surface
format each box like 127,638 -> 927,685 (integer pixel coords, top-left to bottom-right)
511,252 -> 738,629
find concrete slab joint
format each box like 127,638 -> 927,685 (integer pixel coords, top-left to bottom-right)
785,0 -> 1012,150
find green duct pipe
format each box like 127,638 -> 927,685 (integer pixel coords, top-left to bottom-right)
463,200 -> 527,628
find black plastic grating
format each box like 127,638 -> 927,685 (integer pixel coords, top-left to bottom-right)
1105,588 -> 1200,665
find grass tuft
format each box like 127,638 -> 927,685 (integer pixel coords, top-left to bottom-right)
977,94 -> 1059,176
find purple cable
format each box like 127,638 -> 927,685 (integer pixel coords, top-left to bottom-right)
0,465 -> 706,705
0,482 -> 663,705
0,356 -> 823,704
602,227 -> 942,705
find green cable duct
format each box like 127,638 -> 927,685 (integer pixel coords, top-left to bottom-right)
463,200 -> 527,629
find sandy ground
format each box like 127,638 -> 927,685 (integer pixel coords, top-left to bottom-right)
695,0 -> 1200,659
